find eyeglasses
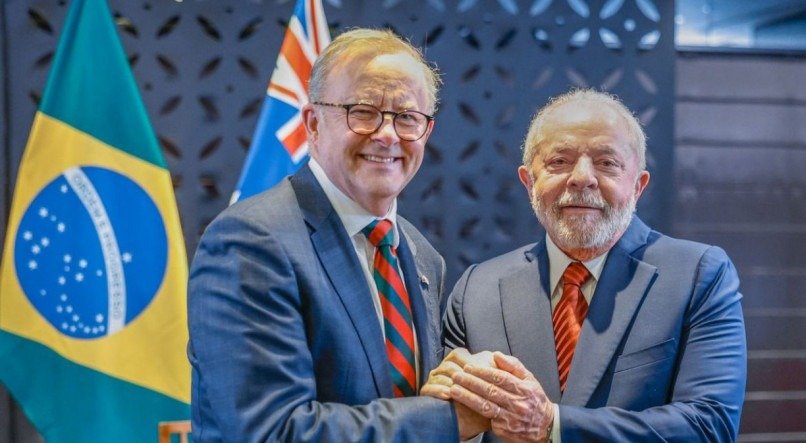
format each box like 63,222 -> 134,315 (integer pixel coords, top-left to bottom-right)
312,102 -> 434,141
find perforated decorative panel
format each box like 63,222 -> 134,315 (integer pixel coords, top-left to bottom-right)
2,0 -> 674,289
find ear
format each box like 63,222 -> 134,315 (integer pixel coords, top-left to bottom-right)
302,103 -> 319,141
517,165 -> 534,198
634,170 -> 650,200
421,118 -> 435,141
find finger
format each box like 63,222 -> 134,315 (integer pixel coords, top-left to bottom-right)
426,374 -> 453,387
466,350 -> 496,369
429,361 -> 463,379
463,364 -> 526,395
450,384 -> 504,420
462,366 -> 552,419
420,382 -> 452,400
452,370 -> 519,407
444,348 -> 473,367
490,419 -> 514,438
493,352 -> 536,381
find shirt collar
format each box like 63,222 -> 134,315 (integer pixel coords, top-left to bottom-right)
545,233 -> 609,292
308,158 -> 399,246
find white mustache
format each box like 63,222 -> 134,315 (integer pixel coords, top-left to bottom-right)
555,191 -> 607,210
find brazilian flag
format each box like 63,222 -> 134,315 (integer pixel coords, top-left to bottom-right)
0,0 -> 190,440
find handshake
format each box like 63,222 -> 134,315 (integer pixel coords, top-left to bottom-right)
421,349 -> 555,442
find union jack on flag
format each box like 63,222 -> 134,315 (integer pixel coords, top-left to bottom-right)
231,0 -> 331,203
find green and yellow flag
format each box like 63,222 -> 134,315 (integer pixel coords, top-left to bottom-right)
0,0 -> 190,440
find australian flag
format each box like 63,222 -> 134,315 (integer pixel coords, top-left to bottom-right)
231,0 -> 331,203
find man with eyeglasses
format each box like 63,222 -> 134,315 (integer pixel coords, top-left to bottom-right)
188,28 -> 486,441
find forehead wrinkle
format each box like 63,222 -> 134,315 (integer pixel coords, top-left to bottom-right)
351,79 -> 421,110
353,53 -> 428,110
537,132 -> 628,163
542,112 -> 632,144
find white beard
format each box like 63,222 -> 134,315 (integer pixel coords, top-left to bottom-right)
532,188 -> 636,252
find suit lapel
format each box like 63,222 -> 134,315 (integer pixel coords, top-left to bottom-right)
290,166 -> 392,397
396,225 -> 437,389
500,241 -> 562,401
562,218 -> 658,406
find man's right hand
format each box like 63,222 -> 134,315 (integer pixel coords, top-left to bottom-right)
421,348 -> 495,439
450,352 -> 554,443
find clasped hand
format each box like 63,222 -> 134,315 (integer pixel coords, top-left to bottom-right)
422,349 -> 554,443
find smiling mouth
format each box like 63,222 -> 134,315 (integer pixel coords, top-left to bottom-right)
362,154 -> 397,164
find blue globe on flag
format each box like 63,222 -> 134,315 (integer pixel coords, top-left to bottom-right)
14,166 -> 168,339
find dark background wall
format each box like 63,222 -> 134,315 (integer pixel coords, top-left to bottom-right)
0,0 -> 803,442
0,0 -> 676,286
675,52 -> 806,441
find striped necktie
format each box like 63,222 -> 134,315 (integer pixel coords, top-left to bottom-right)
553,262 -> 591,393
362,219 -> 417,397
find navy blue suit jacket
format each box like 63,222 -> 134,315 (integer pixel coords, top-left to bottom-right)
188,165 -> 457,442
444,217 -> 746,442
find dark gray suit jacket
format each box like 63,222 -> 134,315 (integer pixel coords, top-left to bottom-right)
188,165 -> 457,442
444,217 -> 746,442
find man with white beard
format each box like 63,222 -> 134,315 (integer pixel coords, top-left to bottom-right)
422,89 -> 747,442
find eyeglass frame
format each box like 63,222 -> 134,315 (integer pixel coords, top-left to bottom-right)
311,101 -> 435,142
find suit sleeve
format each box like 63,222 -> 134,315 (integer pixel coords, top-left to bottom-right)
188,212 -> 458,442
559,246 -> 747,442
442,264 -> 477,352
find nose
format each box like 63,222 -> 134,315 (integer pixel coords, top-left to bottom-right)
567,157 -> 597,190
371,114 -> 400,147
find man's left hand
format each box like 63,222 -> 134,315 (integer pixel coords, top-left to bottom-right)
450,352 -> 554,443
421,348 -> 495,439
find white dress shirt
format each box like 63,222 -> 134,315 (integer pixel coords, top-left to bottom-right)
545,234 -> 609,442
468,235 -> 611,443
308,158 -> 419,381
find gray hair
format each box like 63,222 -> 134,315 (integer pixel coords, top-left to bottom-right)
308,28 -> 441,114
521,89 -> 647,170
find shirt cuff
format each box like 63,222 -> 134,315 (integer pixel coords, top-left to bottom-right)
550,403 -> 561,443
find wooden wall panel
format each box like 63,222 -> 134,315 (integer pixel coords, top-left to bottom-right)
676,145 -> 806,188
740,399 -> 806,433
744,315 -> 806,351
741,275 -> 806,309
676,230 -> 806,270
676,53 -> 806,442
747,358 -> 806,391
678,55 -> 806,101
677,102 -> 806,146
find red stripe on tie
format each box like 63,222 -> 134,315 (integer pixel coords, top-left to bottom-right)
387,343 -> 417,384
378,297 -> 415,351
363,219 -> 417,397
376,254 -> 410,304
553,262 -> 591,393
368,227 -> 388,248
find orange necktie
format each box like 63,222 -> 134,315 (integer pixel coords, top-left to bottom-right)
553,262 -> 591,393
